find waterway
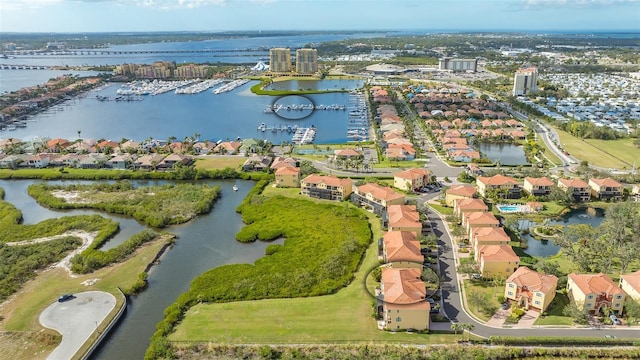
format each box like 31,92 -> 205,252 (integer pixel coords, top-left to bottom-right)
518,208 -> 605,257
3,79 -> 363,144
0,179 -> 281,359
478,143 -> 529,166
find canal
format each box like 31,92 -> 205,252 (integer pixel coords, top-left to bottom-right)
0,179 -> 277,359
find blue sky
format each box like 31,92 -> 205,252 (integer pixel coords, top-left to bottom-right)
0,0 -> 638,33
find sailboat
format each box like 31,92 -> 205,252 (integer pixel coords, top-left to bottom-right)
233,184 -> 239,191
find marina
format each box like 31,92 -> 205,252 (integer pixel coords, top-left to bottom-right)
213,79 -> 250,94
292,126 -> 317,145
346,91 -> 371,142
116,79 -> 199,96
175,79 -> 225,94
264,103 -> 346,113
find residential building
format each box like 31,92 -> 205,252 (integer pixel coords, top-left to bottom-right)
620,270 -> 640,302
387,205 -> 422,236
381,268 -> 430,331
295,48 -> 318,75
454,198 -> 488,217
107,154 -> 135,170
382,231 -> 423,268
159,154 -> 193,169
472,227 -> 511,253
300,174 -> 353,201
134,154 -> 167,170
438,57 -> 477,72
505,266 -> 558,312
275,166 -> 300,188
476,174 -> 521,199
393,168 -> 432,192
557,178 -> 591,202
351,183 -> 405,218
632,184 -> 640,202
213,141 -> 242,155
567,273 -> 626,315
269,48 -> 292,73
588,177 -> 623,201
463,211 -> 500,239
523,177 -> 554,196
26,154 -> 51,168
445,185 -> 477,207
512,67 -> 538,96
241,155 -> 272,172
477,245 -> 520,279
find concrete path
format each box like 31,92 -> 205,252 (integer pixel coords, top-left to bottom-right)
39,291 -> 116,360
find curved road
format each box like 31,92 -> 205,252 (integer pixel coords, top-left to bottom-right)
40,291 -> 116,360
423,201 -> 640,339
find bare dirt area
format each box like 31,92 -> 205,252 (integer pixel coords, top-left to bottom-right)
50,190 -> 93,204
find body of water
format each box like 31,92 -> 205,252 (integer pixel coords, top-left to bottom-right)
0,70 -> 106,94
478,143 -> 529,166
0,179 -> 280,359
3,80 -> 363,144
518,208 -> 605,257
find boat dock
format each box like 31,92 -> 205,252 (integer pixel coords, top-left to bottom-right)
292,127 -> 316,145
346,91 -> 371,142
264,103 -> 346,113
213,79 -> 250,94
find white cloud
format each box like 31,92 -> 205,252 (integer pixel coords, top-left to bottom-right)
0,0 -> 228,11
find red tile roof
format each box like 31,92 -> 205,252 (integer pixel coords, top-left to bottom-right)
507,266 -> 558,294
302,174 -> 351,188
568,273 -> 625,296
621,270 -> 640,293
382,268 -> 426,304
383,231 -> 423,264
478,245 -> 519,262
357,183 -> 405,202
394,168 -> 432,181
477,174 -> 519,186
446,185 -> 477,197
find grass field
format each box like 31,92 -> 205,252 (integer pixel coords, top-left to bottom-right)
555,129 -> 636,169
170,198 -> 458,345
193,156 -> 246,170
0,237 -> 169,360
428,203 -> 454,216
462,280 -> 502,322
533,293 -> 573,326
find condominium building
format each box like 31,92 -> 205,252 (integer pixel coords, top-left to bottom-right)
269,48 -> 292,73
300,174 -> 353,201
438,57 -> 478,72
295,48 -> 318,75
512,67 -> 538,96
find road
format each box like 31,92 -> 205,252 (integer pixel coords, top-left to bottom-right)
422,200 -> 640,339
39,291 -> 116,360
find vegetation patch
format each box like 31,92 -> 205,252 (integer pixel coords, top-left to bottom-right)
28,181 -> 220,228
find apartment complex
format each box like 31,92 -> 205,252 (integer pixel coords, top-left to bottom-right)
438,57 -> 477,72
381,268 -> 430,331
567,273 -> 626,315
295,48 -> 318,75
512,67 -> 539,96
269,48 -> 292,73
300,174 -> 353,201
505,266 -> 558,312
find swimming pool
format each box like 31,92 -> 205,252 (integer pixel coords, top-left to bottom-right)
496,204 -> 528,213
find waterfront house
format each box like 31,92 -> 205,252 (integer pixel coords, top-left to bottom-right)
381,267 -> 430,331
213,141 -> 242,155
387,204 -> 422,236
382,231 -> 423,268
0,154 -> 27,169
334,148 -> 363,161
463,211 -> 500,239
450,150 -> 480,163
472,227 -> 511,253
351,183 -> 405,218
476,174 -> 521,199
159,154 -> 193,169
275,166 -> 300,188
120,140 -> 142,153
95,140 -> 119,153
107,153 -> 135,170
135,154 -> 166,170
588,177 -> 623,201
46,138 -> 71,152
557,178 -> 591,202
240,138 -> 261,154
523,177 -> 554,196
620,270 -> 640,302
476,245 -> 520,279
466,163 -> 483,177
270,156 -> 298,170
567,273 -> 626,315
26,154 -> 52,168
393,168 -> 432,192
300,174 -> 353,201
445,185 -> 477,207
242,155 -> 272,172
192,141 -> 215,155
78,154 -> 108,169
505,266 -> 558,312
454,198 -> 488,217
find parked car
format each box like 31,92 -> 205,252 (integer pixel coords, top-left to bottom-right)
501,303 -> 509,310
471,273 -> 482,279
57,294 -> 75,302
426,298 -> 436,305
610,314 -> 621,325
604,334 -> 617,339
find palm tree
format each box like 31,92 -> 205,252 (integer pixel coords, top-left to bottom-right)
450,323 -> 461,335
461,323 -> 474,341
77,130 -> 82,141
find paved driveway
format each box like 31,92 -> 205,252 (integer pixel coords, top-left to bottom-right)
39,291 -> 116,360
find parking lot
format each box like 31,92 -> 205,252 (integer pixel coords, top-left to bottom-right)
39,291 -> 116,360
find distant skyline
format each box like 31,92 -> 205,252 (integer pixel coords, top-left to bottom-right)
0,0 -> 638,33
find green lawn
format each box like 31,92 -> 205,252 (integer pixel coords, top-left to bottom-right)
193,156 -> 246,170
555,129 -> 634,169
428,203 -> 454,216
534,293 -> 573,326
170,207 -> 457,345
463,280 -> 502,322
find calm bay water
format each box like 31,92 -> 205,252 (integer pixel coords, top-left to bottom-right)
5,80 -> 363,144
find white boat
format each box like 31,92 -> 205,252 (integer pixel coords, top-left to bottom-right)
233,185 -> 239,191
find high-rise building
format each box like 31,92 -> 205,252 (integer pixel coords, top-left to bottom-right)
295,48 -> 318,75
438,57 -> 477,72
269,48 -> 292,73
512,67 -> 538,96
